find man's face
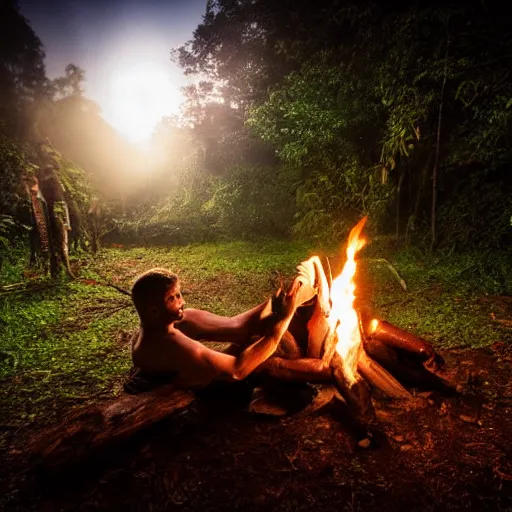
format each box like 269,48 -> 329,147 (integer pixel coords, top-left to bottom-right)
162,283 -> 185,322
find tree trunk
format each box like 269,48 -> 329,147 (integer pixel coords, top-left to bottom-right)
25,177 -> 50,272
39,170 -> 74,278
431,33 -> 450,253
396,170 -> 405,239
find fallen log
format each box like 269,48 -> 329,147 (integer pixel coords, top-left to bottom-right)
28,385 -> 195,472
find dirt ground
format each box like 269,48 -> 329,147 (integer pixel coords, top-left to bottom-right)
1,344 -> 511,512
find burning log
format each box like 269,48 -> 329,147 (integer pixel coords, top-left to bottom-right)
367,319 -> 444,367
356,351 -> 410,399
362,317 -> 453,392
321,217 -> 409,421
329,314 -> 410,424
331,351 -> 375,423
363,335 -> 455,393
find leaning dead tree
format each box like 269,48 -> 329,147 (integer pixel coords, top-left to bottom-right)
24,143 -> 75,278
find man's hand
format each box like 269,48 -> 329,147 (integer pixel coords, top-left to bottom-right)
271,277 -> 304,320
270,256 -> 332,322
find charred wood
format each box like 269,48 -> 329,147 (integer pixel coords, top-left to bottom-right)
368,319 -> 445,367
356,351 -> 410,399
331,352 -> 375,424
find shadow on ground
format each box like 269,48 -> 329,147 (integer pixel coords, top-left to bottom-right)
1,345 -> 511,512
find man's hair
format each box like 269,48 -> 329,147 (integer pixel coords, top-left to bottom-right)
131,268 -> 179,317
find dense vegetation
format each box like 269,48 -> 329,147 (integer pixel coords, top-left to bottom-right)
170,0 -> 512,252
1,0 -> 510,270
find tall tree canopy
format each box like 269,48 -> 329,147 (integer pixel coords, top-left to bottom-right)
0,0 -> 47,138
173,0 -> 512,249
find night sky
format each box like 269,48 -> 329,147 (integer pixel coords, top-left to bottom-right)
18,0 -> 207,140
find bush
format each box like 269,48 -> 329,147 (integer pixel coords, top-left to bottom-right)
437,168 -> 512,251
204,165 -> 296,239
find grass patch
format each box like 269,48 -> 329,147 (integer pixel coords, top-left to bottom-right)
0,239 -> 509,443
363,245 -> 511,349
0,247 -> 30,286
0,240 -> 314,439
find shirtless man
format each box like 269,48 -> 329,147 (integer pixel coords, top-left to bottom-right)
131,258 -> 333,389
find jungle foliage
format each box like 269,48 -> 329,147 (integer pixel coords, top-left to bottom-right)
0,3 -> 121,271
171,0 -> 511,251
1,0 -> 511,280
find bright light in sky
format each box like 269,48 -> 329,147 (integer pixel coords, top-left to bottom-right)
18,0 -> 207,145
102,63 -> 182,143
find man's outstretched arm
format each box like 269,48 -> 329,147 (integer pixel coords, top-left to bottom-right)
177,300 -> 271,344
173,281 -> 304,387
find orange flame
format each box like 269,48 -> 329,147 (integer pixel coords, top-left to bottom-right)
328,216 -> 368,384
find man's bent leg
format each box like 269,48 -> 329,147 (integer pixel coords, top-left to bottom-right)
255,357 -> 331,382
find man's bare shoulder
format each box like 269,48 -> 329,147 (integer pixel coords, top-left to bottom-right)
132,324 -> 201,373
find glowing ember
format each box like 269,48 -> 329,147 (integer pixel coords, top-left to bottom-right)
369,318 -> 380,334
328,216 -> 368,384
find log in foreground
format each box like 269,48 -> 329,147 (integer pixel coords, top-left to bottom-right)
28,317 -> 453,471
28,385 -> 195,472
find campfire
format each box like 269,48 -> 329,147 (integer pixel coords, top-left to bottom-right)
302,216 -> 451,425
29,217 -> 453,471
